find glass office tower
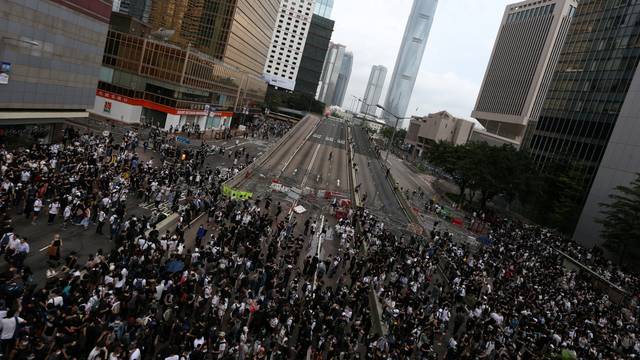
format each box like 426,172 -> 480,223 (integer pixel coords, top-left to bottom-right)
333,51 -> 353,107
383,0 -> 438,126
525,0 -> 640,181
361,65 -> 388,116
314,0 -> 334,18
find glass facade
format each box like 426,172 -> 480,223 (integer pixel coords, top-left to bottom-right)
314,0 -> 334,18
526,0 -> 640,185
383,0 -> 438,125
295,15 -> 335,97
333,51 -> 353,107
102,30 -> 268,106
147,0 -> 237,60
223,0 -> 280,77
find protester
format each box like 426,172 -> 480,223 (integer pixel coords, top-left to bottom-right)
1,120 -> 635,360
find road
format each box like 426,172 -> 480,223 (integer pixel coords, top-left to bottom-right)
351,125 -> 408,228
381,150 -> 478,243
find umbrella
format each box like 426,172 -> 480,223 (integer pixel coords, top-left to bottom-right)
165,260 -> 185,273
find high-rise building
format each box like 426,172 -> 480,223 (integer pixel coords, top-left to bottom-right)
383,0 -> 438,126
0,0 -> 111,147
147,0 -> 238,60
361,65 -> 388,116
314,0 -> 334,18
263,0 -> 316,91
332,51 -> 353,107
316,42 -> 346,106
112,0 -> 279,78
95,0 -> 278,132
523,0 -> 640,246
295,15 -> 335,97
471,0 -> 578,146
113,0 -> 152,23
224,0 -> 281,77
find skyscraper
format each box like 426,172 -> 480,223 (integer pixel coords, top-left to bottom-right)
112,0 -> 279,77
471,0 -> 578,146
317,43 -> 347,105
295,15 -> 335,97
147,0 -> 238,60
361,65 -> 388,116
383,0 -> 438,125
314,0 -> 334,18
224,0 -> 280,77
522,0 -> 640,246
263,0 -> 316,91
332,51 -> 353,107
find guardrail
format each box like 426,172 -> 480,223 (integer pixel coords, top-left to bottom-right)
225,115 -> 317,190
551,246 -> 631,304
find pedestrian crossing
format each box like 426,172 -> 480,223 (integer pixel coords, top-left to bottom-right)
138,194 -> 186,216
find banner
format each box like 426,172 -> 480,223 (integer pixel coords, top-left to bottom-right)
222,185 -> 253,200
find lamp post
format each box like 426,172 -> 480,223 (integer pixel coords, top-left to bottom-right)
376,104 -> 409,165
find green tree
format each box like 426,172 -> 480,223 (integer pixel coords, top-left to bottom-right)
597,174 -> 640,265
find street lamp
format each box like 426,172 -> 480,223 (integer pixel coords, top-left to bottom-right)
376,104 -> 410,165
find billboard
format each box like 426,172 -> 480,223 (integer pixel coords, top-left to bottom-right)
263,73 -> 296,91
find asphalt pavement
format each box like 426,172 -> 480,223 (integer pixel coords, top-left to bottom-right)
351,125 -> 408,229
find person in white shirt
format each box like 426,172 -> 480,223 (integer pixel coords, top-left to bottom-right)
0,311 -> 26,353
48,200 -> 60,224
32,197 -> 43,224
96,210 -> 107,235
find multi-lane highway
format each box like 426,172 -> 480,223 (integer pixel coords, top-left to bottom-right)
351,125 -> 408,228
238,116 -> 350,200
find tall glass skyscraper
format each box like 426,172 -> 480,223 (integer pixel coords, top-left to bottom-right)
361,65 -> 388,116
333,52 -> 353,107
314,0 -> 334,18
383,0 -> 438,126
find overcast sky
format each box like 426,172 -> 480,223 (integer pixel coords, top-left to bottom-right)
331,0 -> 512,120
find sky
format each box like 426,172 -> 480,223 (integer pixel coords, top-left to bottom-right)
331,0 -> 513,121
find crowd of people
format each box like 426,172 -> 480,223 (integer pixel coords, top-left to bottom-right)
0,118 -> 638,360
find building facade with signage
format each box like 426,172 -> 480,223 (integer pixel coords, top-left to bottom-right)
93,22 -> 267,131
0,0 -> 111,146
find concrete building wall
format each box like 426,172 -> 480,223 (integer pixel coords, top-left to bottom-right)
0,0 -> 109,112
574,62 -> 640,249
263,0 -> 315,91
92,95 -> 143,124
406,111 -> 474,154
471,0 -> 577,144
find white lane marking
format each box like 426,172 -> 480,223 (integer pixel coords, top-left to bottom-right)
301,143 -> 321,188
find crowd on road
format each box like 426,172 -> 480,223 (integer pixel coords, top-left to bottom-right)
364,213 -> 640,359
0,118 -> 638,360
